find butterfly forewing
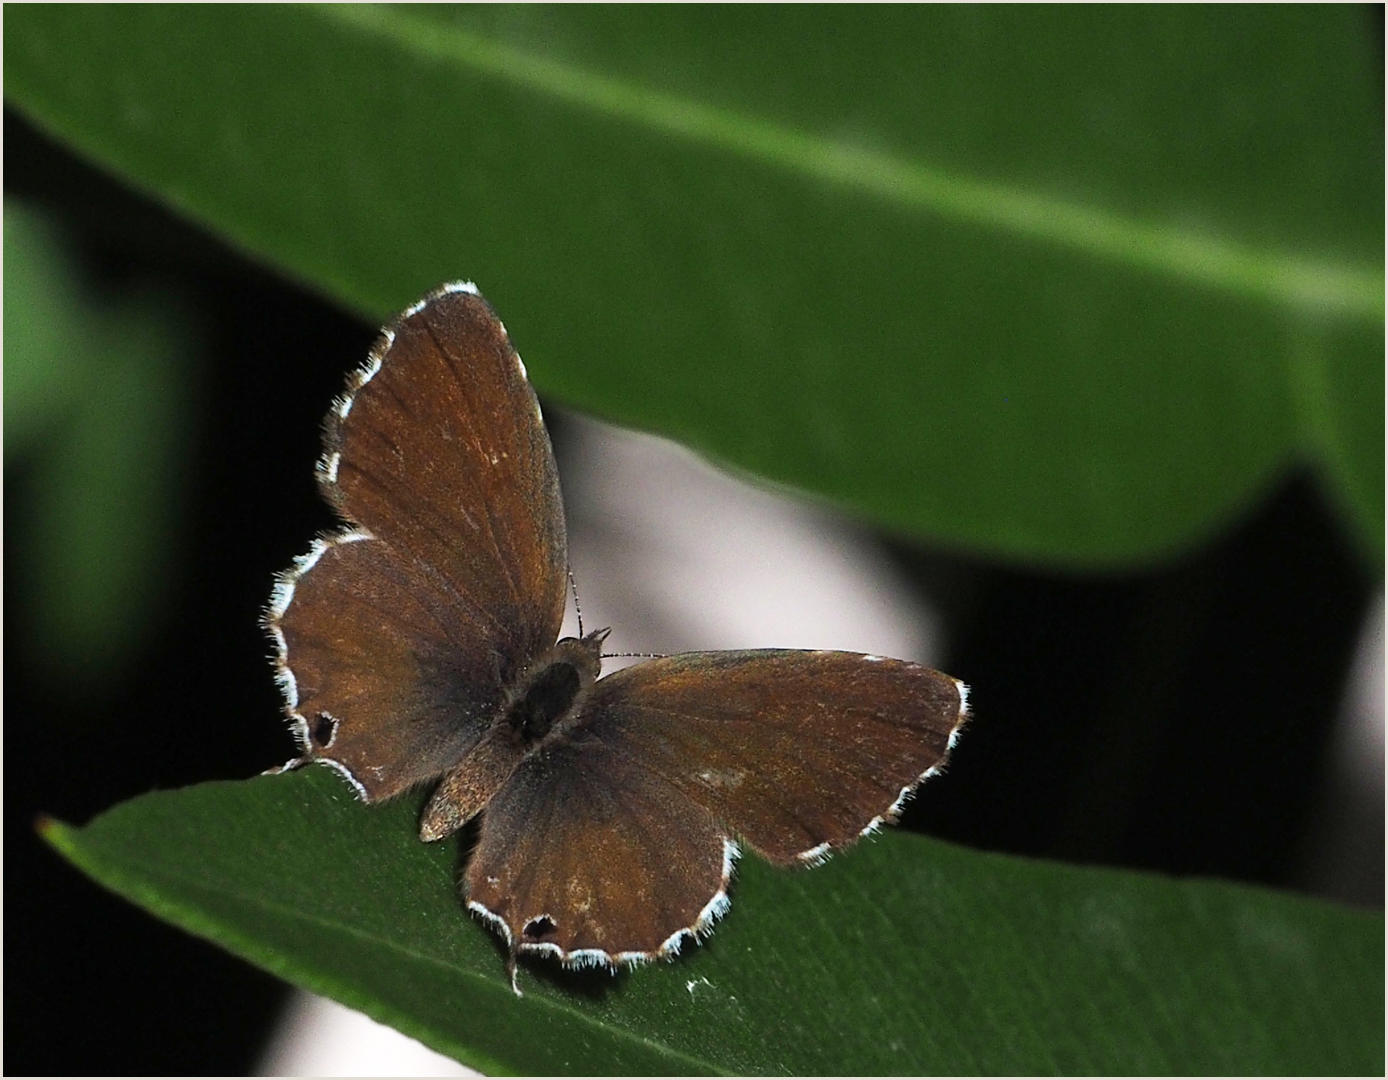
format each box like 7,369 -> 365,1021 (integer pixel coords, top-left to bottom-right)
578,650 -> 969,865
320,286 -> 567,669
267,285 -> 568,800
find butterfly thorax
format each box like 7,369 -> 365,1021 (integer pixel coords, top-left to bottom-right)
418,628 -> 608,842
502,629 -> 607,747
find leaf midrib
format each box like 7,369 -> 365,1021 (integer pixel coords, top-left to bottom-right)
319,4 -> 1383,322
41,818 -> 725,1077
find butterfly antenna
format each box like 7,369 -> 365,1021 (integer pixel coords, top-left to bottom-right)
567,566 -> 584,638
602,651 -> 670,660
507,952 -> 522,998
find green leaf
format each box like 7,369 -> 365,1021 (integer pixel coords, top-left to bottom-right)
3,199 -> 88,456
5,198 -> 200,684
5,6 -> 1381,564
42,769 -> 1383,1075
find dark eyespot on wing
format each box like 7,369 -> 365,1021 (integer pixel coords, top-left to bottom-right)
523,916 -> 558,940
311,713 -> 338,748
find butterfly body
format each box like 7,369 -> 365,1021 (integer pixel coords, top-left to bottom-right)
266,283 -> 969,981
418,628 -> 607,842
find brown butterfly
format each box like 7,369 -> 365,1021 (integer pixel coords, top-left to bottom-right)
265,284 -> 969,989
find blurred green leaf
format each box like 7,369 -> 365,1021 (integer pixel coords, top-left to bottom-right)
4,200 -> 88,454
42,769 -> 1384,1075
5,198 -> 198,684
5,6 -> 1380,564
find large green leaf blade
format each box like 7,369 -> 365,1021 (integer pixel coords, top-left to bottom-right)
1288,317 -> 1387,559
5,5 -> 1380,565
42,770 -> 1384,1075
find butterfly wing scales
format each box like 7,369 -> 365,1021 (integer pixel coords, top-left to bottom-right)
319,286 -> 566,671
463,649 -> 966,967
465,733 -> 733,965
270,535 -> 504,799
579,650 -> 969,864
266,286 -> 567,800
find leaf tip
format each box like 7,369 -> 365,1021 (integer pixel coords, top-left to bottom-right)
34,813 -> 74,851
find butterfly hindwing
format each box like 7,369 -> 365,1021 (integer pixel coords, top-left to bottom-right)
269,534 -> 505,799
466,732 -> 734,965
463,649 -> 966,966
